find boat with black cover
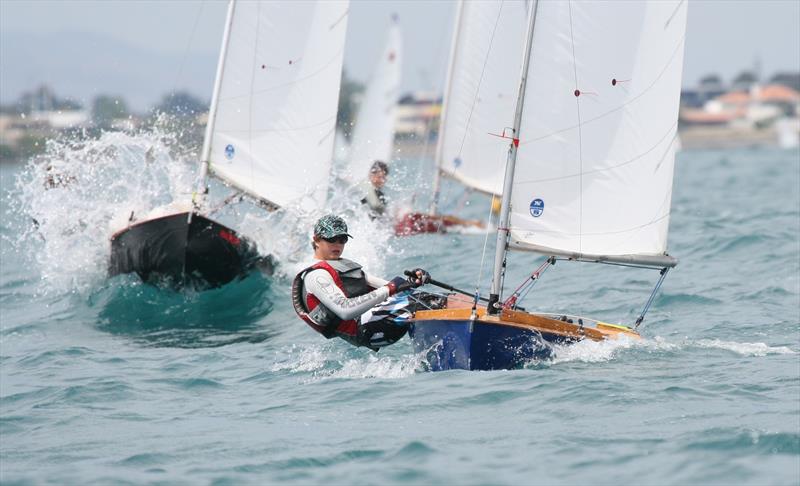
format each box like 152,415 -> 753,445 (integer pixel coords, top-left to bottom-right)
108,0 -> 350,289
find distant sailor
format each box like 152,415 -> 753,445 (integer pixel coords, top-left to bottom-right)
292,215 -> 430,350
360,160 -> 389,219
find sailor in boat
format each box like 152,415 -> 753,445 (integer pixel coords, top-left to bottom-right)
358,160 -> 483,234
360,160 -> 390,219
292,214 -> 431,350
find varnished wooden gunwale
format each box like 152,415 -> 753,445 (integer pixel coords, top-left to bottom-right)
413,307 -> 640,341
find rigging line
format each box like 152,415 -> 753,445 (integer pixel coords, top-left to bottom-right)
474,179 -> 499,309
664,0 -> 686,29
456,1 -> 505,160
247,1 -> 263,190
171,0 -> 206,98
518,33 -> 686,146
567,0 -> 584,255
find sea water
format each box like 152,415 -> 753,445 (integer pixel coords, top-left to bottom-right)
1,131 -> 798,485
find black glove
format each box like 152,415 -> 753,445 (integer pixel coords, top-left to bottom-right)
407,268 -> 431,287
387,276 -> 413,295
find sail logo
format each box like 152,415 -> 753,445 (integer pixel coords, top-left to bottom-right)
224,144 -> 235,160
453,157 -> 462,168
529,198 -> 544,217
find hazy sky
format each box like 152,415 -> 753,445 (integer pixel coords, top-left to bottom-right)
1,0 -> 799,108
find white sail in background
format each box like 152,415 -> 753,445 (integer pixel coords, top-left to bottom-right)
207,1 -> 349,212
345,17 -> 402,185
508,1 -> 687,262
435,0 -> 529,196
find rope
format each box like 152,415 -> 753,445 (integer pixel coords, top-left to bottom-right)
635,267 -> 669,328
473,186 -> 499,311
502,257 -> 553,309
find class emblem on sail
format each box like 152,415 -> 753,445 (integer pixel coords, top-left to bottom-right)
409,0 -> 688,371
529,199 -> 544,218
109,0 -> 350,289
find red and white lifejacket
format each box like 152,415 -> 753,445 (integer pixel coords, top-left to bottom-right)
291,259 -> 374,346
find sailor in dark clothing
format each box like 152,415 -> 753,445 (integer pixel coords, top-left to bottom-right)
292,214 -> 430,350
360,160 -> 389,219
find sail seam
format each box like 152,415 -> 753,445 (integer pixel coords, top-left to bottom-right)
517,32 -> 686,146
513,120 -> 677,184
218,48 -> 346,102
513,211 -> 670,237
215,115 -> 337,134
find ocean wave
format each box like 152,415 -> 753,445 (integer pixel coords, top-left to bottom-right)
680,428 -> 800,455
690,339 -> 796,356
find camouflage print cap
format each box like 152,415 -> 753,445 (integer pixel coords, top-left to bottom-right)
313,214 -> 353,239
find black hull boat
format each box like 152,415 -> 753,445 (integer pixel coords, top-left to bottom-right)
109,211 -> 272,289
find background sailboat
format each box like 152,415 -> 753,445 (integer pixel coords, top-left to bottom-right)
109,0 -> 350,289
342,15 -> 402,187
410,0 -> 688,370
431,0 -> 529,208
396,0 -> 528,235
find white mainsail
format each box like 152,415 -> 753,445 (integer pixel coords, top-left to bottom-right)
506,1 -> 687,265
344,17 -> 402,185
203,0 -> 349,213
434,0 -> 530,198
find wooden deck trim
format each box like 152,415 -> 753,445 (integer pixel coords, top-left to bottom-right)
412,308 -> 640,342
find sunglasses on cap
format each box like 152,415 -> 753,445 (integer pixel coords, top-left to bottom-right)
322,235 -> 348,244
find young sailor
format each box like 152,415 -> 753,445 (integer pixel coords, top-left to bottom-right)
360,160 -> 389,219
292,215 -> 430,350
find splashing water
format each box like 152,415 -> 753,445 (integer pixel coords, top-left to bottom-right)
7,119 -> 199,295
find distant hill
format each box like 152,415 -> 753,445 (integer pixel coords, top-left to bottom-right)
0,31 -> 217,113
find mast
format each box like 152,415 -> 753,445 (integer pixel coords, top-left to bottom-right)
487,0 -> 539,315
429,0 -> 464,215
193,0 -> 237,208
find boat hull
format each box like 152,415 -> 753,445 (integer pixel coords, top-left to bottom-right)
109,211 -> 270,289
409,304 -> 639,371
394,212 -> 449,236
409,319 -> 554,371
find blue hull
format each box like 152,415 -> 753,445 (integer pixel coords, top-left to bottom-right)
409,319 -> 557,371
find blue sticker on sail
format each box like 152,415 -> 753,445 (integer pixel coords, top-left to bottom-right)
529,198 -> 544,217
224,144 -> 235,160
453,157 -> 462,168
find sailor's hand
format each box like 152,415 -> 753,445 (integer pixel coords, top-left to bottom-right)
407,268 -> 431,287
387,276 -> 413,295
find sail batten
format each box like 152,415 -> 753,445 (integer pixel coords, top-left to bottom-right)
206,0 -> 349,213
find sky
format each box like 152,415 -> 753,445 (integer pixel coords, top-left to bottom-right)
1,0 -> 799,111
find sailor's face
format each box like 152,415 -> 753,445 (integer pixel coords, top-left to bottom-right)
315,236 -> 347,259
369,170 -> 387,188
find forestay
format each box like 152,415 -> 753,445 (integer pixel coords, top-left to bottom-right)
508,1 -> 687,264
206,1 -> 349,212
345,18 -> 402,185
435,0 -> 530,197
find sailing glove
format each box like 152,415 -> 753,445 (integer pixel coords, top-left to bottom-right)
408,268 -> 431,287
387,276 -> 413,295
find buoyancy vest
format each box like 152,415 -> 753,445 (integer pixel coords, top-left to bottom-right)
291,259 -> 374,346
